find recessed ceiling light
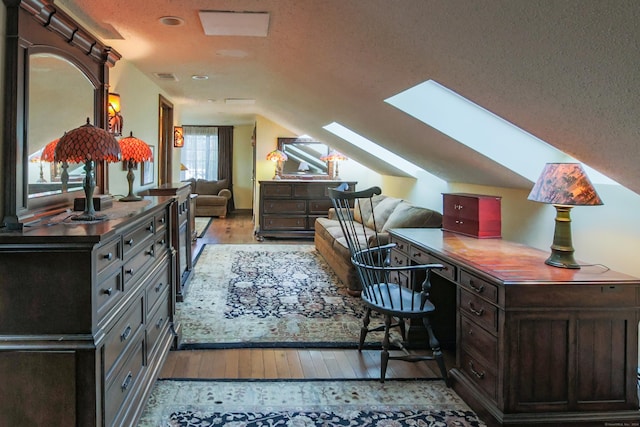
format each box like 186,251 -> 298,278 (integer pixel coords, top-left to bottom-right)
159,16 -> 185,26
192,75 -> 209,80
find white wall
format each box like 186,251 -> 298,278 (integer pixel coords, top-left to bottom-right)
232,124 -> 255,210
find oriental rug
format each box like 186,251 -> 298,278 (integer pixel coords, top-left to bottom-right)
193,217 -> 213,238
137,379 -> 486,426
178,244 -> 393,348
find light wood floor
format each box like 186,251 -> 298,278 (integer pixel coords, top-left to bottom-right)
160,212 -> 453,380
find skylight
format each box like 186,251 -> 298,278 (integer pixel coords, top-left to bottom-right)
384,80 -> 617,186
323,122 -> 443,183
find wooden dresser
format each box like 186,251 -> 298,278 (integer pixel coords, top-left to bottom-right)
147,182 -> 193,301
0,198 -> 179,427
389,228 -> 640,426
258,180 -> 356,239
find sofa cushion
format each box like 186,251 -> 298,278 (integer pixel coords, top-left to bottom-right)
366,196 -> 402,231
195,179 -> 228,195
381,201 -> 443,231
354,194 -> 385,225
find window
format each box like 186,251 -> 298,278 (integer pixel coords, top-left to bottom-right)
180,126 -> 219,180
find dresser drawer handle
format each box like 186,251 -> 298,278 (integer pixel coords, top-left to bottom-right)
146,246 -> 154,256
394,257 -> 404,265
157,239 -> 166,245
469,281 -> 484,293
455,220 -> 464,224
468,302 -> 484,316
103,287 -> 113,296
469,361 -> 485,379
147,225 -> 154,233
156,317 -> 164,329
155,282 -> 163,293
126,238 -> 134,246
412,252 -> 422,258
126,268 -> 134,275
120,325 -> 132,341
121,371 -> 133,391
104,252 -> 113,260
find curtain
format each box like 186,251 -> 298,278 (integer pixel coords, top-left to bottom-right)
217,126 -> 234,211
181,126 -> 218,180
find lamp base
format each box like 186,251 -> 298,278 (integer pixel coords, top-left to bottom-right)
546,205 -> 581,269
120,194 -> 143,202
545,251 -> 581,269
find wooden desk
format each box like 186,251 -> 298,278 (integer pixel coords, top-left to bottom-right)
389,228 -> 640,427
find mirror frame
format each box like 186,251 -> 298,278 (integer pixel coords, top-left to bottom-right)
1,0 -> 120,230
277,137 -> 331,179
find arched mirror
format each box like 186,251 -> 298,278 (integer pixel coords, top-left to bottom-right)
27,53 -> 94,199
1,1 -> 120,230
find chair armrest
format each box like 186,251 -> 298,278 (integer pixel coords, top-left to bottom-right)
218,188 -> 232,200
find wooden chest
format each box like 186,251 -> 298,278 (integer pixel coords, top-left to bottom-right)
442,193 -> 501,238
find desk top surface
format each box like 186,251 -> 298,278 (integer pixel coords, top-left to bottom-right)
390,228 -> 639,285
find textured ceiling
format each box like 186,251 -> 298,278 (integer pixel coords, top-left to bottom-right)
58,0 -> 640,193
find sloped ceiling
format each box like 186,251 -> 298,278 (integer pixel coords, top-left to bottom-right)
59,0 -> 640,193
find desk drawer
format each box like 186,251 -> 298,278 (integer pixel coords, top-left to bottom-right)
460,316 -> 498,367
390,249 -> 408,267
459,270 -> 498,304
460,350 -> 497,402
409,248 -> 456,281
460,289 -> 498,333
392,238 -> 410,257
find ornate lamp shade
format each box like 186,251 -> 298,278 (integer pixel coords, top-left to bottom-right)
266,149 -> 287,179
119,132 -> 153,202
54,118 -> 121,220
528,163 -> 603,269
41,138 -> 59,163
320,150 -> 348,179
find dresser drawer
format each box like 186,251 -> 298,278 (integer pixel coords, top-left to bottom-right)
263,200 -> 306,214
147,292 -> 170,356
105,335 -> 145,427
390,249 -> 409,268
96,237 -> 122,277
309,199 -> 333,214
294,184 -> 325,198
460,316 -> 498,367
96,268 -> 123,322
262,216 -> 307,230
442,193 -> 501,238
154,210 -> 168,234
103,294 -> 144,381
460,350 -> 497,402
123,243 -> 155,288
122,219 -> 155,258
262,183 -> 292,197
391,238 -> 410,256
460,288 -> 499,333
146,262 -> 170,316
459,270 -> 499,304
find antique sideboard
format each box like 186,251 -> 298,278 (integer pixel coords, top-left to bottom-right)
0,197 -> 179,426
389,228 -> 640,427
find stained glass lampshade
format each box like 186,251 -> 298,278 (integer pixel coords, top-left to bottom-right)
55,118 -> 121,220
119,132 -> 153,202
527,163 -> 603,268
266,149 -> 287,179
320,150 -> 348,179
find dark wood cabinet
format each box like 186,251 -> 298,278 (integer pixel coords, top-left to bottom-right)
0,198 -> 178,427
147,182 -> 193,301
442,193 -> 502,238
258,180 -> 356,239
389,228 -> 639,426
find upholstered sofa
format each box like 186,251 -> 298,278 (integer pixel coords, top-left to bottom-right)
314,194 -> 442,295
183,178 -> 232,217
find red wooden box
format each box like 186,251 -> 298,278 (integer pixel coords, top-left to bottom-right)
442,193 -> 501,238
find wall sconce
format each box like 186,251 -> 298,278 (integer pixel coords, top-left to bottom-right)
266,149 -> 287,180
527,162 -> 603,269
108,92 -> 123,136
55,118 -> 121,220
320,150 -> 348,180
174,126 -> 184,147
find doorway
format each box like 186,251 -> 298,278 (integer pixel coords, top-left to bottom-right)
158,95 -> 174,185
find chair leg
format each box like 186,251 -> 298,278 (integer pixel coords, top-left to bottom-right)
380,314 -> 392,382
397,317 -> 406,341
358,307 -> 372,351
422,316 -> 450,387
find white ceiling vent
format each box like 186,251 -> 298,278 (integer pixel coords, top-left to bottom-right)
153,72 -> 179,81
199,11 -> 269,37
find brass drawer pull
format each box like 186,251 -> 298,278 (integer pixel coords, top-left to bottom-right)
126,268 -> 134,275
469,280 -> 485,293
469,361 -> 485,379
120,325 -> 132,341
155,282 -> 163,293
104,252 -> 113,260
126,238 -> 134,246
103,287 -> 113,296
121,371 -> 133,391
146,225 -> 154,232
468,302 -> 484,316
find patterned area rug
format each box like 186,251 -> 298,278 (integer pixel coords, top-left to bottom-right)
137,379 -> 486,426
193,217 -> 213,238
178,244 -> 384,348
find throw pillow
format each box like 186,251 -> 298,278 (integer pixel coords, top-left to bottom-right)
367,196 -> 402,232
381,201 -> 443,231
355,194 -> 385,225
195,179 -> 228,195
